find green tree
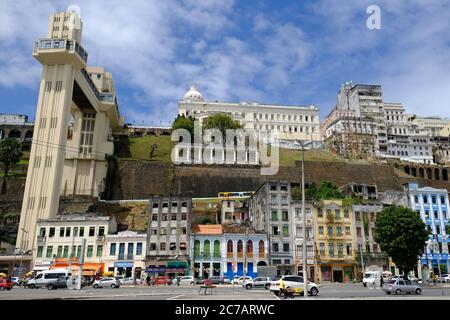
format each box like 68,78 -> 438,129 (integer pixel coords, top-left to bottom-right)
306,181 -> 343,201
172,115 -> 196,137
0,138 -> 23,194
374,206 -> 429,279
202,113 -> 243,140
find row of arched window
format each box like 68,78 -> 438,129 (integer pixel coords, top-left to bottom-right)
193,239 -> 266,259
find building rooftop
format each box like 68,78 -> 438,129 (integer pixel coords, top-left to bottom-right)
37,212 -> 111,222
192,224 -> 223,235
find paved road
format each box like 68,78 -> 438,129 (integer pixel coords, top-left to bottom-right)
1,283 -> 450,300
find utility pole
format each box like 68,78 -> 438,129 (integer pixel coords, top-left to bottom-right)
301,141 -> 308,297
77,238 -> 86,290
434,234 -> 444,296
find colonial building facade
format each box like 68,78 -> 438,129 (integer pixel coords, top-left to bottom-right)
405,183 -> 450,277
32,213 -> 117,276
313,200 -> 357,283
191,224 -> 268,278
146,196 -> 192,277
178,85 -> 321,144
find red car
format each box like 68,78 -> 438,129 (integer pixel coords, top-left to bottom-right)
155,276 -> 170,285
0,278 -> 13,291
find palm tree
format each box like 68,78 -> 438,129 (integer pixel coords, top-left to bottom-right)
0,138 -> 23,194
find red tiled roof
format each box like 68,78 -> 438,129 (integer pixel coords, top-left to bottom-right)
192,224 -> 223,235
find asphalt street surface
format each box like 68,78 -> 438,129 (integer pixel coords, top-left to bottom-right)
2,283 -> 450,300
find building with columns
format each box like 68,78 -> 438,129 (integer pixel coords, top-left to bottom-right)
16,10 -> 124,255
191,224 -> 268,278
178,85 -> 321,145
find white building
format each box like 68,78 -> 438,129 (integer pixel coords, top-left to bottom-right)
0,114 -> 30,125
32,213 -> 117,275
178,85 -> 321,145
104,230 -> 146,279
410,116 -> 450,137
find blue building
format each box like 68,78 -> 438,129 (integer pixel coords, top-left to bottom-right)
405,183 -> 450,277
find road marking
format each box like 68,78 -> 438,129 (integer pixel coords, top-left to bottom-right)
166,294 -> 185,300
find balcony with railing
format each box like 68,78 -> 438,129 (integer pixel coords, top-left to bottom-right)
33,38 -> 88,63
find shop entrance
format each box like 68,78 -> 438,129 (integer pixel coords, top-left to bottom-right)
333,270 -> 343,283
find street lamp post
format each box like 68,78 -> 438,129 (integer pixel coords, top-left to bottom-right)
294,140 -> 309,297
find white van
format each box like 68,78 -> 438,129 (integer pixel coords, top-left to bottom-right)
363,271 -> 381,287
27,269 -> 71,289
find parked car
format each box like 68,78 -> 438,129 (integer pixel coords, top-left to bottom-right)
122,277 -> 142,285
243,277 -> 271,290
178,276 -> 195,286
195,276 -> 205,284
439,274 -> 450,283
382,279 -> 421,295
210,276 -> 227,284
155,276 -> 171,285
115,275 -> 125,284
0,278 -> 13,291
171,276 -> 181,285
232,276 -> 252,285
47,276 -> 70,290
27,269 -> 71,289
222,276 -> 231,284
10,277 -> 20,286
270,275 -> 319,296
93,277 -> 121,289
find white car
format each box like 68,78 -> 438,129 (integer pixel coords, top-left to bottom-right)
122,277 -> 142,285
269,275 -> 319,296
232,276 -> 252,285
440,274 -> 450,283
93,277 -> 121,289
178,276 -> 195,286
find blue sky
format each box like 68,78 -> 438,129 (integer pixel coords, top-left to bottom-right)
1,0 -> 450,125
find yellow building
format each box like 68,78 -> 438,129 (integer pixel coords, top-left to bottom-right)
313,199 -> 357,283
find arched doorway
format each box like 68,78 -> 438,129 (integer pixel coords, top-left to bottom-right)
237,240 -> 243,258
405,166 -> 410,175
8,129 -> 21,139
419,168 -> 425,178
435,168 -> 440,180
246,240 -> 253,258
227,240 -> 233,258
411,167 -> 417,177
443,169 -> 448,181
427,168 -> 432,179
258,240 -> 265,258
25,130 -> 33,140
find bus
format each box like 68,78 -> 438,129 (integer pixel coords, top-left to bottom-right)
218,191 -> 255,198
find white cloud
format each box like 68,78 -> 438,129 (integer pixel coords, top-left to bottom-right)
1,0 -> 449,123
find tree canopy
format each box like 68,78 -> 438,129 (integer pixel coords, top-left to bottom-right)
374,206 -> 429,277
172,115 -> 196,137
0,138 -> 23,176
202,113 -> 243,138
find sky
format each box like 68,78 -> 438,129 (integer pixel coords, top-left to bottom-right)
1,0 -> 450,126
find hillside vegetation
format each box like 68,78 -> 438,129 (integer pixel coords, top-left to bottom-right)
123,134 -> 368,166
